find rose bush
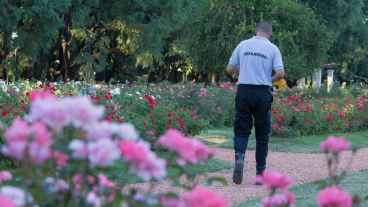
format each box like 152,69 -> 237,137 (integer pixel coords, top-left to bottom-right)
0,91 -> 228,207
1,80 -> 368,141
257,135 -> 367,207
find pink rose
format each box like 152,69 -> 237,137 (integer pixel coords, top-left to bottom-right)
72,174 -> 83,185
97,174 -> 115,189
261,192 -> 295,207
87,139 -> 120,167
158,129 -> 213,165
256,170 -> 293,191
85,121 -> 138,141
316,186 -> 352,207
53,151 -> 69,167
320,136 -> 351,153
86,191 -> 101,207
69,140 -> 88,159
0,171 -> 12,183
29,90 -> 53,102
285,191 -> 295,204
183,186 -> 228,207
0,195 -> 16,207
63,97 -> 104,128
0,186 -> 32,206
261,194 -> 287,207
44,178 -> 70,193
120,140 -> 167,181
2,119 -> 52,165
220,82 -> 229,90
27,97 -> 69,131
199,91 -> 206,97
161,196 -> 185,207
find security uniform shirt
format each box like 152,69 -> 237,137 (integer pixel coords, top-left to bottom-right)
229,36 -> 283,86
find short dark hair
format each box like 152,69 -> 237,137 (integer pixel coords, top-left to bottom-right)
256,21 -> 272,34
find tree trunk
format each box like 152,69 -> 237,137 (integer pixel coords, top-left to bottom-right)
62,13 -> 72,81
211,72 -> 216,84
31,31 -> 63,81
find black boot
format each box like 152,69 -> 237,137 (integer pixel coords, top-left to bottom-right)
232,153 -> 245,184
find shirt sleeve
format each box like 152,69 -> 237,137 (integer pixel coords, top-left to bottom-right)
273,47 -> 284,70
229,43 -> 241,67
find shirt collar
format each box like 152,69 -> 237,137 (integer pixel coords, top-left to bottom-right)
252,36 -> 270,42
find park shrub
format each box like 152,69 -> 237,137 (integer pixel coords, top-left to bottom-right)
0,92 -> 228,207
1,80 -> 368,140
271,94 -> 368,137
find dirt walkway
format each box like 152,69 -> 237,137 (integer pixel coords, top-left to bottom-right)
129,147 -> 368,205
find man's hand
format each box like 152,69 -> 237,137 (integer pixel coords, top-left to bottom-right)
272,69 -> 285,83
226,64 -> 239,75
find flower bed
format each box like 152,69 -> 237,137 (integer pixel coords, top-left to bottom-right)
1,80 -> 368,140
0,91 -> 228,207
272,94 -> 368,137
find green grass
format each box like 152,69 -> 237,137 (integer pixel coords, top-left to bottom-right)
197,128 -> 368,153
105,157 -> 233,184
234,170 -> 368,207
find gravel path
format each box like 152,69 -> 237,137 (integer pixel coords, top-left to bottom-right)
129,147 -> 368,205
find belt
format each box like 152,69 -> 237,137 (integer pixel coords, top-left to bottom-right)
238,84 -> 272,90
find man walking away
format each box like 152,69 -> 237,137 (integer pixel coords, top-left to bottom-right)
226,21 -> 285,185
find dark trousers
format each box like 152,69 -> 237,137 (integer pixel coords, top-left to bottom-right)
234,84 -> 273,174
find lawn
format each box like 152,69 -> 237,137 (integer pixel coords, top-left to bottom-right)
197,128 -> 368,153
234,169 -> 368,207
103,157 -> 233,184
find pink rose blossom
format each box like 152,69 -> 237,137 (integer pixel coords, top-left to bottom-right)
157,129 -> 214,165
86,191 -> 101,207
63,96 -> 104,128
86,121 -> 138,141
85,121 -> 115,140
44,177 -> 70,193
27,96 -> 69,131
220,82 -> 229,90
285,191 -> 295,204
2,119 -> 52,165
0,186 -> 32,206
0,195 -> 16,207
120,140 -> 167,181
199,91 -> 206,97
55,179 -> 69,191
87,176 -> 96,184
29,90 -> 53,102
53,151 -> 69,167
72,174 -> 83,185
0,171 -> 12,183
256,170 -> 293,191
261,192 -> 295,207
161,196 -> 185,207
183,186 -> 228,207
87,139 -> 120,167
2,119 -> 31,159
69,140 -> 88,159
316,186 -> 352,207
261,194 -> 287,207
118,123 -> 139,140
27,96 -> 104,131
320,136 -> 351,153
97,174 -> 115,189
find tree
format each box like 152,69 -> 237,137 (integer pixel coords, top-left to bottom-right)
0,0 -> 194,82
298,0 -> 368,82
179,0 -> 331,82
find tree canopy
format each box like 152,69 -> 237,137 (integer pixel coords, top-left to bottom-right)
179,0 -> 331,81
0,0 -> 366,83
